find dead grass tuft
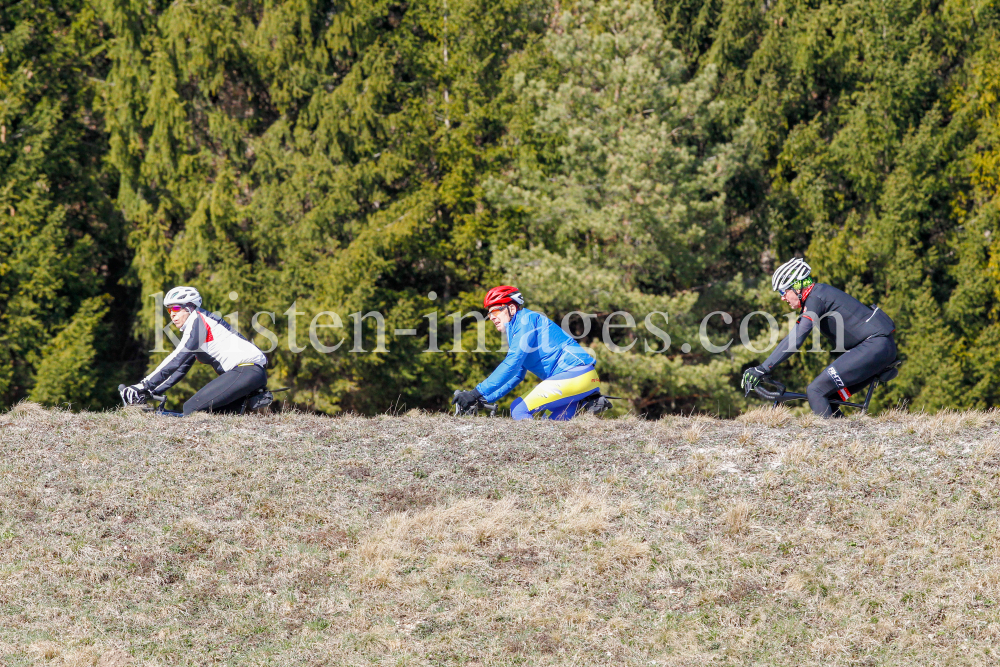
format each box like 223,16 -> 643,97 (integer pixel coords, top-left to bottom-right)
29,642 -> 61,661
682,421 -> 705,443
781,439 -> 813,465
560,489 -> 611,535
722,501 -> 752,535
737,404 -> 792,427
682,450 -> 716,479
973,434 -> 1000,460
8,400 -> 47,417
597,534 -> 652,572
849,437 -> 885,461
875,406 -> 914,422
931,409 -> 990,432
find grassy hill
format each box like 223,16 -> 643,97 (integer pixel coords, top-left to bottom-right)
2,404 -> 999,666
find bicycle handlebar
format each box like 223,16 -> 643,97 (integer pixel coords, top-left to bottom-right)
454,399 -> 498,417
752,379 -> 787,402
751,377 -> 815,405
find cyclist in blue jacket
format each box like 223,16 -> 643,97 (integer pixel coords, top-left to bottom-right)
452,286 -> 602,420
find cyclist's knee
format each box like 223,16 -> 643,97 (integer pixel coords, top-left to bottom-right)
511,397 -> 532,420
807,373 -> 835,399
806,373 -> 837,418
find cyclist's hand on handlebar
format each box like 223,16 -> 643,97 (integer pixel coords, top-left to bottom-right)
119,383 -> 150,406
452,388 -> 483,411
741,366 -> 767,396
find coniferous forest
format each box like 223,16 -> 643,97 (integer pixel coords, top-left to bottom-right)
3,0 -> 1000,415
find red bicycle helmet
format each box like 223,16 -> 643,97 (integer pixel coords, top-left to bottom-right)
484,285 -> 524,309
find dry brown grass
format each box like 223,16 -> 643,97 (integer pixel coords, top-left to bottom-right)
974,434 -> 1000,460
736,404 -> 792,427
2,404 -> 1000,665
721,501 -> 752,535
682,420 -> 705,443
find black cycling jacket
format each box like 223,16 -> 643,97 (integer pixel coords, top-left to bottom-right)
761,283 -> 895,373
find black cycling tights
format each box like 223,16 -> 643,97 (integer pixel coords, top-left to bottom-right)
806,336 -> 897,418
183,365 -> 268,416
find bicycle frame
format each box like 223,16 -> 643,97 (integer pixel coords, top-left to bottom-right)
145,393 -> 183,417
452,392 -> 619,418
753,377 -> 884,414
135,387 -> 289,417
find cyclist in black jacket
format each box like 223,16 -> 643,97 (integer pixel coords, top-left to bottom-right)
741,258 -> 897,418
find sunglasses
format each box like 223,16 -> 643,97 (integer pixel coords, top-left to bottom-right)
488,305 -> 508,315
167,305 -> 187,312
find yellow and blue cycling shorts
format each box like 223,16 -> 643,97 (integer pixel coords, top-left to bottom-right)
510,366 -> 600,421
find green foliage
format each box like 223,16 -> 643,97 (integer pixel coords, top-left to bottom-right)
657,0 -> 1000,412
494,0 -> 732,307
98,0 -> 547,413
0,0 -> 132,411
30,296 -> 112,408
5,0 -> 1000,414
487,0 -> 749,414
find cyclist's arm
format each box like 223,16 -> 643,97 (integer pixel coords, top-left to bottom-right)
476,324 -> 534,403
484,367 -> 528,403
142,317 -> 201,394
760,314 -> 815,373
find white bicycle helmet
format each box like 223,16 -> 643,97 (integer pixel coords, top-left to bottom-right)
163,285 -> 203,308
771,258 -> 812,292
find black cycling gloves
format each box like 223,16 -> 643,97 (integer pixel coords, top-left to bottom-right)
741,366 -> 767,395
452,388 -> 483,411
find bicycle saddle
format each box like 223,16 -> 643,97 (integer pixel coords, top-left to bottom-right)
877,359 -> 903,383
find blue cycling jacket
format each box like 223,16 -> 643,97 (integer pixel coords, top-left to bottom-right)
475,308 -> 594,403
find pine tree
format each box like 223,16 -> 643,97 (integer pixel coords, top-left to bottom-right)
485,0 -> 754,414
0,0 -> 132,410
29,296 -> 112,408
98,0 -> 548,413
7,0 -> 1000,415
654,0 -> 1000,410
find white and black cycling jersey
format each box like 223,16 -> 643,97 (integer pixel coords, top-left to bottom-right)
142,308 -> 267,394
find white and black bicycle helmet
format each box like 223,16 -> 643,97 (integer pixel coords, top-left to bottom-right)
163,285 -> 203,309
771,258 -> 812,293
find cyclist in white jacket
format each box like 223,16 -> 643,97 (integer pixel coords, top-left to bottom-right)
120,286 -> 267,415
